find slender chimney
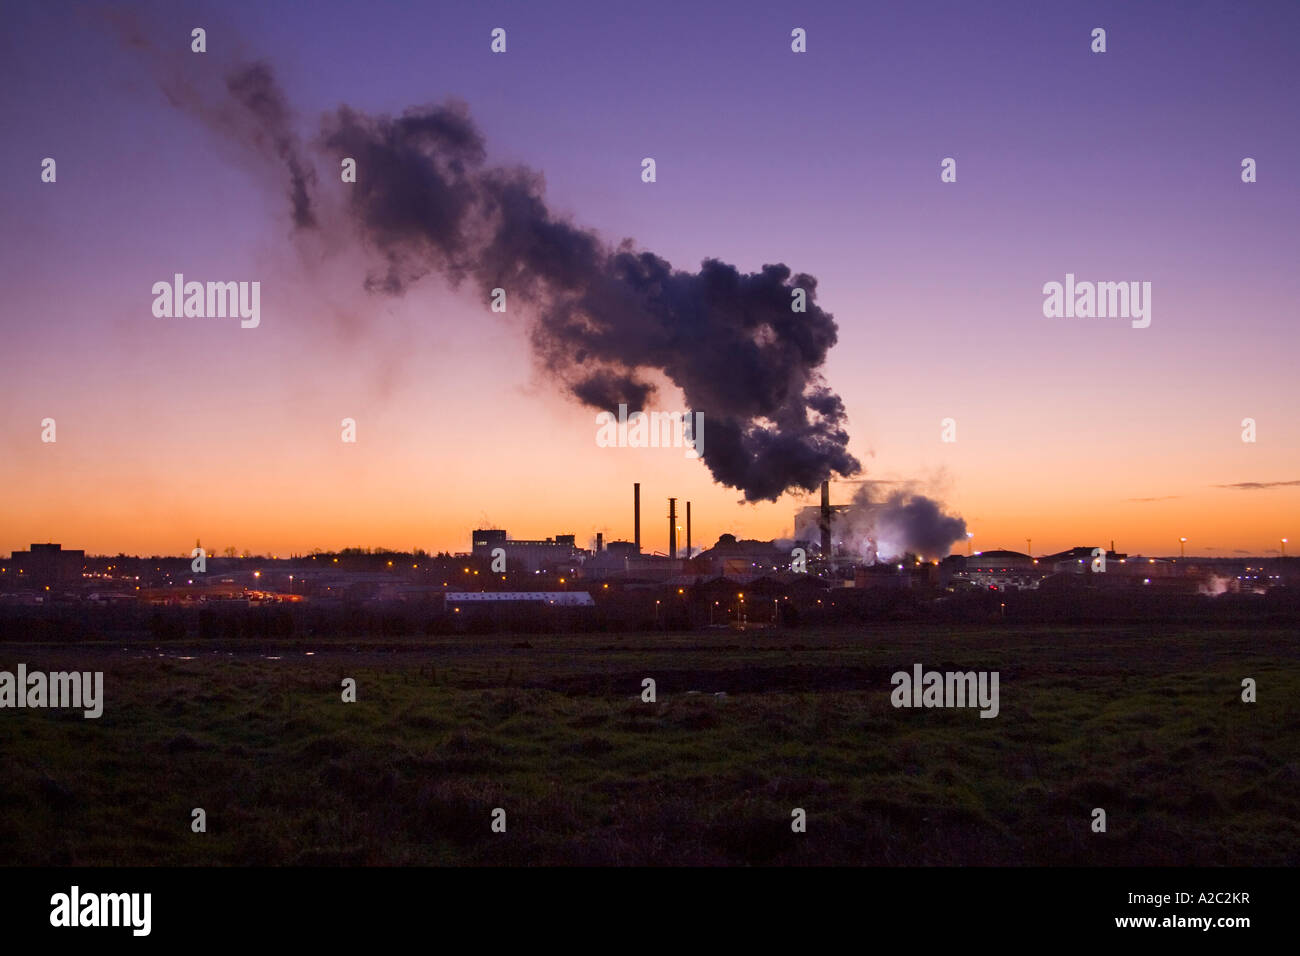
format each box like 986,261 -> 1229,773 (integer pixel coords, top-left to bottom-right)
595,532 -> 603,554
634,483 -> 641,553
820,480 -> 832,564
685,501 -> 692,561
668,497 -> 677,560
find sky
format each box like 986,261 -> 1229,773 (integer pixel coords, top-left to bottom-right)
1,0 -> 1297,559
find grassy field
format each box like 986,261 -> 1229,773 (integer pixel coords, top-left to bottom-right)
1,624 -> 1297,865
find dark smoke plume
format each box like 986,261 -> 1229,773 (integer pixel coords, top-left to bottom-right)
204,61 -> 863,500
225,64 -> 317,230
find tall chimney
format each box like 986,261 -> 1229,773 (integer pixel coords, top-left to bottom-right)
595,532 -> 603,554
820,480 -> 832,565
686,501 -> 692,561
668,497 -> 677,560
634,483 -> 641,553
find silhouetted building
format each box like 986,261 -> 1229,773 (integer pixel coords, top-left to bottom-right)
470,530 -> 582,573
958,550 -> 1047,590
9,543 -> 85,586
1041,546 -> 1128,573
695,534 -> 797,579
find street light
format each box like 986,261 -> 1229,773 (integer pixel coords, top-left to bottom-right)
967,532 -> 974,557
1282,538 -> 1288,557
1179,537 -> 1187,559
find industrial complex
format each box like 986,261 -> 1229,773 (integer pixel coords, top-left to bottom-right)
3,482 -> 1294,626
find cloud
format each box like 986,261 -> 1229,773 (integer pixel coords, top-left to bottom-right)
1214,480 -> 1300,490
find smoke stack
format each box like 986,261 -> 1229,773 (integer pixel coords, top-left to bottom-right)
668,498 -> 677,560
595,532 -> 603,554
686,501 -> 692,561
634,483 -> 641,553
820,480 -> 832,564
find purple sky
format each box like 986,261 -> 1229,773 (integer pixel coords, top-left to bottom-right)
2,0 -> 1297,558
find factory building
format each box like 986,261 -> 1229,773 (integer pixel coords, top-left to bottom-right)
470,530 -> 583,573
693,534 -> 800,579
958,550 -> 1046,591
793,503 -> 850,558
7,543 -> 86,586
1040,546 -> 1129,573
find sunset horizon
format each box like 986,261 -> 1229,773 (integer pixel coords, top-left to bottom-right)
5,1 -> 1296,561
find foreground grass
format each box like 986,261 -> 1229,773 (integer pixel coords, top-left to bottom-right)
1,625 -> 1296,865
